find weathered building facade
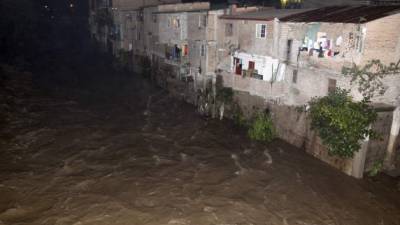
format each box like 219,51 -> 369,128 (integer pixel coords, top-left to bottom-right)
127,2 -> 227,106
88,1 -> 400,178
277,6 -> 400,177
215,6 -> 400,177
88,0 -> 182,53
88,0 -> 113,50
217,9 -> 307,103
278,6 -> 400,106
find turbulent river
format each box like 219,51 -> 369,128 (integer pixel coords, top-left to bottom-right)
1,51 -> 400,225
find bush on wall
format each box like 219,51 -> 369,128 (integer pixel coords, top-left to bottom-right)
248,112 -> 277,143
308,88 -> 378,158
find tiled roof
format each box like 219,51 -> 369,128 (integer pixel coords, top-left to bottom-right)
280,5 -> 400,23
219,8 -> 309,21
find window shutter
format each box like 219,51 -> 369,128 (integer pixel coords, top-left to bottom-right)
256,24 -> 261,38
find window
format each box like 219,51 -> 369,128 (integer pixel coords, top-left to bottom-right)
126,13 -> 133,22
137,31 -> 140,41
355,28 -> 366,53
356,35 -> 362,53
287,39 -> 293,62
234,57 -> 242,75
225,23 -> 233,37
328,79 -> 337,93
168,17 -> 180,28
183,44 -> 189,56
292,69 -> 298,83
200,44 -> 206,57
256,24 -> 267,39
198,15 -> 207,28
248,61 -> 255,70
172,17 -> 180,28
137,10 -> 143,21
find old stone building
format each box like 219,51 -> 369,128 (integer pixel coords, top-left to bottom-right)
276,5 -> 400,176
215,5 -> 400,177
88,1 -> 400,178
88,0 -> 113,50
88,0 -> 182,54
117,2 -> 227,105
217,8 -> 307,103
217,5 -> 400,106
278,5 -> 400,106
154,3 -> 224,94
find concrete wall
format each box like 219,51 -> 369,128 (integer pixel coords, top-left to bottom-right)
155,8 -> 222,90
109,1 -> 184,55
283,22 -> 365,69
187,11 -> 222,76
143,7 -> 160,57
159,13 -> 187,44
158,2 -> 209,12
217,17 -> 400,107
231,90 -> 395,177
187,12 -> 207,74
364,13 -> 400,65
112,0 -> 181,10
217,19 -> 275,57
365,110 -> 393,172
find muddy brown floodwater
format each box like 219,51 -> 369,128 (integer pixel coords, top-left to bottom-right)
0,65 -> 400,225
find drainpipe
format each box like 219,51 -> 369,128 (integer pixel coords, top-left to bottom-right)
119,11 -> 123,50
384,106 -> 400,170
205,13 -> 209,77
204,12 -> 215,118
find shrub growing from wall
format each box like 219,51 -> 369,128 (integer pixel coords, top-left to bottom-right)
248,112 -> 277,143
308,88 -> 378,158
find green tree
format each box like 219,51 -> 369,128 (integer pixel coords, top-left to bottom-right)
309,88 -> 377,158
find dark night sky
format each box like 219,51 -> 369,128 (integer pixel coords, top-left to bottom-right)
38,0 -> 360,18
40,0 -> 88,17
42,0 -> 278,15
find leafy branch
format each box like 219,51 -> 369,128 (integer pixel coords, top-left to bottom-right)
342,59 -> 400,99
